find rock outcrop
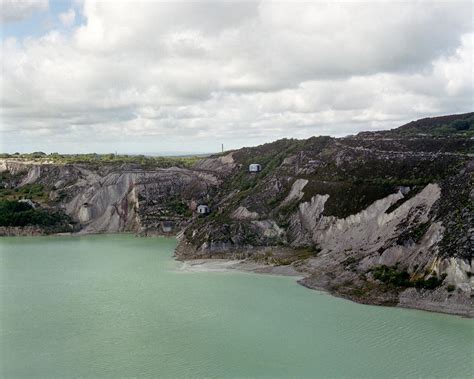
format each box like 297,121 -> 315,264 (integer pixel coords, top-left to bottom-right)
1,162 -> 221,235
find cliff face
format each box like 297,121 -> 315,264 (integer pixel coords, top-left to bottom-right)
0,160 -> 221,235
174,113 -> 473,316
1,112 -> 473,315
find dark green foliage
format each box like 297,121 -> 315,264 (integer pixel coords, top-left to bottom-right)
410,222 -> 431,243
301,180 -> 395,218
18,183 -> 44,197
413,274 -> 447,290
226,136 -> 333,193
0,182 -> 46,201
0,170 -> 27,194
385,112 -> 474,137
435,171 -> 472,260
385,186 -> 422,214
277,199 -> 300,228
396,222 -> 430,245
372,265 -> 411,287
341,155 -> 459,186
0,200 -> 70,228
227,139 -> 300,191
371,265 -> 446,289
31,152 -> 46,158
341,135 -> 473,154
168,200 -> 191,216
451,119 -> 471,131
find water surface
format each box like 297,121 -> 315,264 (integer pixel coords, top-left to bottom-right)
1,235 -> 472,378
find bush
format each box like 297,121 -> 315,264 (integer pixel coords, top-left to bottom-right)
0,200 -> 69,227
371,265 -> 446,290
451,119 -> 471,131
413,274 -> 447,289
372,265 -> 411,287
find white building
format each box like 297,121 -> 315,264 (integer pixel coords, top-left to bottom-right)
197,204 -> 210,214
249,163 -> 262,172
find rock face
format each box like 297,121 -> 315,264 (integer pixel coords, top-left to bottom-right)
1,112 -> 473,316
1,162 -> 221,235
175,113 -> 474,316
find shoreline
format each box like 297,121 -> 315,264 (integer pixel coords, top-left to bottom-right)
1,232 -> 471,318
175,258 -> 304,278
176,257 -> 473,319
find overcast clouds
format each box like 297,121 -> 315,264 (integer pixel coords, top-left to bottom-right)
1,0 -> 473,154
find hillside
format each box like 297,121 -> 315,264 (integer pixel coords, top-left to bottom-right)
1,112 -> 472,316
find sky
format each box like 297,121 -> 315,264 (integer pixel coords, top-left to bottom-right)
1,0 -> 473,155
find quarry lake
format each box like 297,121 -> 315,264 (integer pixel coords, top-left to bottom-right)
0,235 -> 472,378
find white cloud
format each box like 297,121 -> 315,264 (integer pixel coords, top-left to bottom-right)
1,0 -> 473,153
1,0 -> 48,23
59,8 -> 75,28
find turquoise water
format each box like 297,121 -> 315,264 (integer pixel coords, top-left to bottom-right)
0,235 -> 472,378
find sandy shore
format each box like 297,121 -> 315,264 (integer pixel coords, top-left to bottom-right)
176,259 -> 304,277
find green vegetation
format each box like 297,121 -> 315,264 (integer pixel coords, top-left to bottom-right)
385,186 -> 422,214
17,183 -> 45,199
0,169 -> 26,182
168,199 -> 192,217
228,139 -> 298,190
413,275 -> 447,290
0,153 -> 202,168
397,222 -> 431,245
227,137 -> 332,189
253,246 -> 321,266
436,172 -> 473,260
0,170 -> 27,199
301,180 -> 395,218
0,200 -> 70,229
371,265 -> 446,289
0,183 -> 47,202
387,113 -> 474,137
410,222 -> 431,243
217,119 -> 468,221
372,265 -> 411,287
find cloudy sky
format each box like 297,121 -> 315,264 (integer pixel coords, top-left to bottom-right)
1,0 -> 473,154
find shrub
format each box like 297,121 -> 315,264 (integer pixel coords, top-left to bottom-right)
372,265 -> 411,287
413,274 -> 447,289
0,200 -> 69,228
371,265 -> 446,290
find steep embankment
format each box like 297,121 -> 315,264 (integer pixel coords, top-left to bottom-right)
175,113 -> 473,316
1,112 -> 472,316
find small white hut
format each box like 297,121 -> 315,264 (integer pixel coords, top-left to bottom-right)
249,163 -> 262,173
197,204 -> 210,214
